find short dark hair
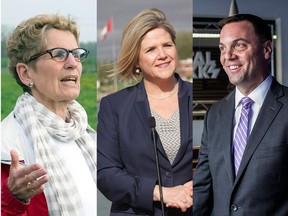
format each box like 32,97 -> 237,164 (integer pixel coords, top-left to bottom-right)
218,14 -> 272,42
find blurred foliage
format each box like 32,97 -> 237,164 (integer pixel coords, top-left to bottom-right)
176,31 -> 192,60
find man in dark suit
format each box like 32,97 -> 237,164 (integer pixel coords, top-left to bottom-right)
193,14 -> 288,215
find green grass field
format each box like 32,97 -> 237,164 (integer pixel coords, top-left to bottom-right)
1,58 -> 97,129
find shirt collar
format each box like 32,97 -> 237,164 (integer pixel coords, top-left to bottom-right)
235,75 -> 273,108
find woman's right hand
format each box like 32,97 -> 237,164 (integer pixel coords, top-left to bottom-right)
7,150 -> 49,202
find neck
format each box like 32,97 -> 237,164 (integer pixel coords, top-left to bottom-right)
144,76 -> 178,100
32,95 -> 69,120
238,73 -> 269,96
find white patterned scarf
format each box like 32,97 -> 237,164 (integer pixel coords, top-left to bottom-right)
14,93 -> 96,216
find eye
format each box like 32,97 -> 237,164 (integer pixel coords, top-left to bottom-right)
53,49 -> 67,59
79,51 -> 86,58
219,45 -> 225,52
146,47 -> 155,53
164,43 -> 173,47
72,51 -> 80,58
234,42 -> 248,51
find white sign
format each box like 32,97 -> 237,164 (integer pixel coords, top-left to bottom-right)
193,51 -> 221,79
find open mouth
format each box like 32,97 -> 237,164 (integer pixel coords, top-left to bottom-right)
228,65 -> 240,70
60,75 -> 78,84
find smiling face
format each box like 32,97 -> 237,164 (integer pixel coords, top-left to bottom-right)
219,20 -> 272,95
137,28 -> 177,83
28,29 -> 82,110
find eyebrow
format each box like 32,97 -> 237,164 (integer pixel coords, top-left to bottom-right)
143,40 -> 173,49
219,38 -> 250,46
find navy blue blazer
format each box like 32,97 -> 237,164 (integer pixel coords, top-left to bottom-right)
97,74 -> 192,215
193,78 -> 288,216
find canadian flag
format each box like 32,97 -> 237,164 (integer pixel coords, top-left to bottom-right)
100,17 -> 113,42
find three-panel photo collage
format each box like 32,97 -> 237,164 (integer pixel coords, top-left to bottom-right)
2,0 -> 288,215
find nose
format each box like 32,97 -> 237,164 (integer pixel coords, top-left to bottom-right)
64,53 -> 78,69
157,48 -> 167,59
223,47 -> 236,60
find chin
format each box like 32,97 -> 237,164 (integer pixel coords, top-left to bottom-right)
159,70 -> 175,77
66,92 -> 80,101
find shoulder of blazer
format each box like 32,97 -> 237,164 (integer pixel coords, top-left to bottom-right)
207,89 -> 235,114
101,81 -> 143,104
176,73 -> 192,95
270,77 -> 288,100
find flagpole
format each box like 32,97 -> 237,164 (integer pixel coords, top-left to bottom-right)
111,16 -> 118,92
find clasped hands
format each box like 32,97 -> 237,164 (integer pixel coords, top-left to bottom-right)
7,150 -> 49,202
154,181 -> 193,212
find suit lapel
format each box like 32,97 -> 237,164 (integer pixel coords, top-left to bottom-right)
134,76 -> 193,163
134,82 -> 152,139
133,81 -> 167,157
235,79 -> 284,182
172,80 -> 192,166
220,92 -> 236,184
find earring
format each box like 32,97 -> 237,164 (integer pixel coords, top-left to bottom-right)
28,82 -> 34,88
135,68 -> 140,74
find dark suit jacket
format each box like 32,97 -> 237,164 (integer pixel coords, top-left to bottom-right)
193,78 -> 288,216
97,74 -> 192,216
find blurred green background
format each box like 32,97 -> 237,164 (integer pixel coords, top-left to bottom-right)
1,52 -> 97,129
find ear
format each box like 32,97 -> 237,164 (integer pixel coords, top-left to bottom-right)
263,40 -> 272,60
16,63 -> 33,86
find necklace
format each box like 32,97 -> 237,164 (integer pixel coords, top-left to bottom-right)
148,88 -> 178,100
